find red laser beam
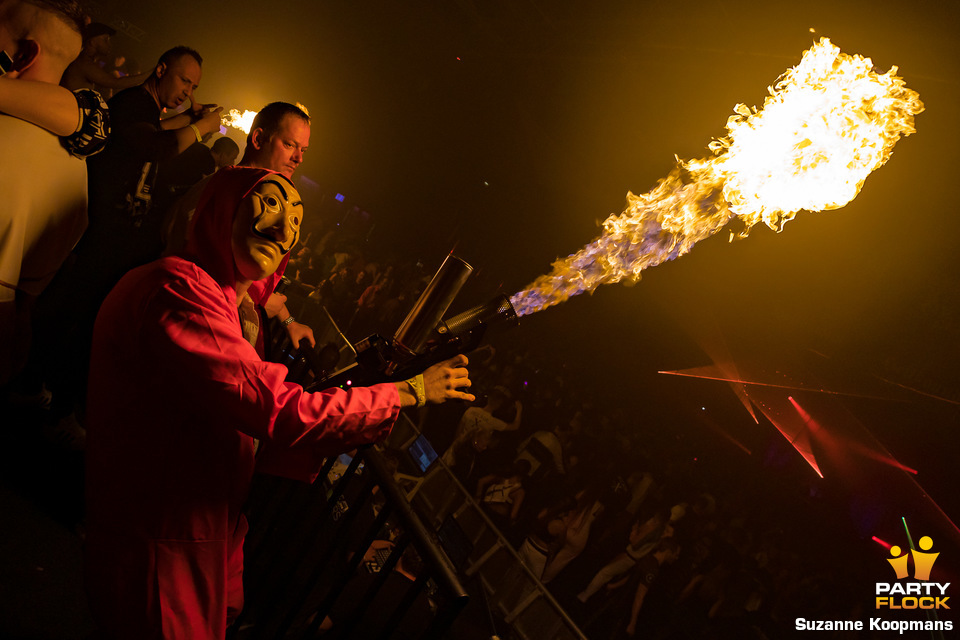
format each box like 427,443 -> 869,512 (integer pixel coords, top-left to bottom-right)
847,440 -> 918,474
660,370 -> 896,401
790,396 -> 919,474
749,397 -> 824,478
874,375 -> 960,406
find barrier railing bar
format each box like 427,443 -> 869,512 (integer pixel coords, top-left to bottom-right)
393,413 -> 589,640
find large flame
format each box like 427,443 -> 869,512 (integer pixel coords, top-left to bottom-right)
222,108 -> 258,134
510,38 -> 923,317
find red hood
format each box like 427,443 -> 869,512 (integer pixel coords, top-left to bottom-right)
186,166 -> 290,305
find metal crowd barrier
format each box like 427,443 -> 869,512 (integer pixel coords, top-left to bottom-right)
385,416 -> 589,640
228,441 -> 469,639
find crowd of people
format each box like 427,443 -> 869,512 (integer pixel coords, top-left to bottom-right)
278,238 -> 892,637
406,344 -> 890,639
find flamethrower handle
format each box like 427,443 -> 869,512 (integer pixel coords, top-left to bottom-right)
302,294 -> 517,393
303,324 -> 489,393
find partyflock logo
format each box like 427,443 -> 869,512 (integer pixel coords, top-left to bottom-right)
796,529 -> 952,633
876,535 -> 949,610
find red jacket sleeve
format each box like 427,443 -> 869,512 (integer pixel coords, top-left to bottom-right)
140,267 -> 400,456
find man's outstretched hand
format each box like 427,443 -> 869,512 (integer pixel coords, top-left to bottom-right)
423,354 -> 474,404
395,354 -> 475,407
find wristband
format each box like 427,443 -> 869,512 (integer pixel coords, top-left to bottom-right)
405,374 -> 426,408
188,123 -> 203,142
281,315 -> 296,327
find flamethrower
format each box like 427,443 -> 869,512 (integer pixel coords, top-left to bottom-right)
304,255 -> 517,392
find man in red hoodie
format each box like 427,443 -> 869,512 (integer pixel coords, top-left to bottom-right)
84,167 -> 473,639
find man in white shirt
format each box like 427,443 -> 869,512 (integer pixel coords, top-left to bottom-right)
0,0 -> 87,385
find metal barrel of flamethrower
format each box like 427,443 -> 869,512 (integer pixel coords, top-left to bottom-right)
379,293 -> 517,383
438,295 -> 516,339
391,254 -> 474,360
304,256 -> 517,391
390,294 -> 516,376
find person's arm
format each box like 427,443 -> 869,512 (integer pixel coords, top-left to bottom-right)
126,110 -> 220,159
159,111 -> 191,130
512,400 -> 523,429
549,438 -> 565,474
483,399 -> 523,432
160,101 -> 219,129
77,59 -> 147,91
1,79 -> 108,159
140,281 -> 471,450
475,474 -> 496,500
676,573 -> 703,603
263,292 -> 316,348
284,320 -> 315,348
510,488 -> 525,522
159,101 -> 223,153
625,582 -> 650,636
175,107 -> 222,153
607,574 -> 630,591
356,283 -> 378,308
0,76 -> 79,136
